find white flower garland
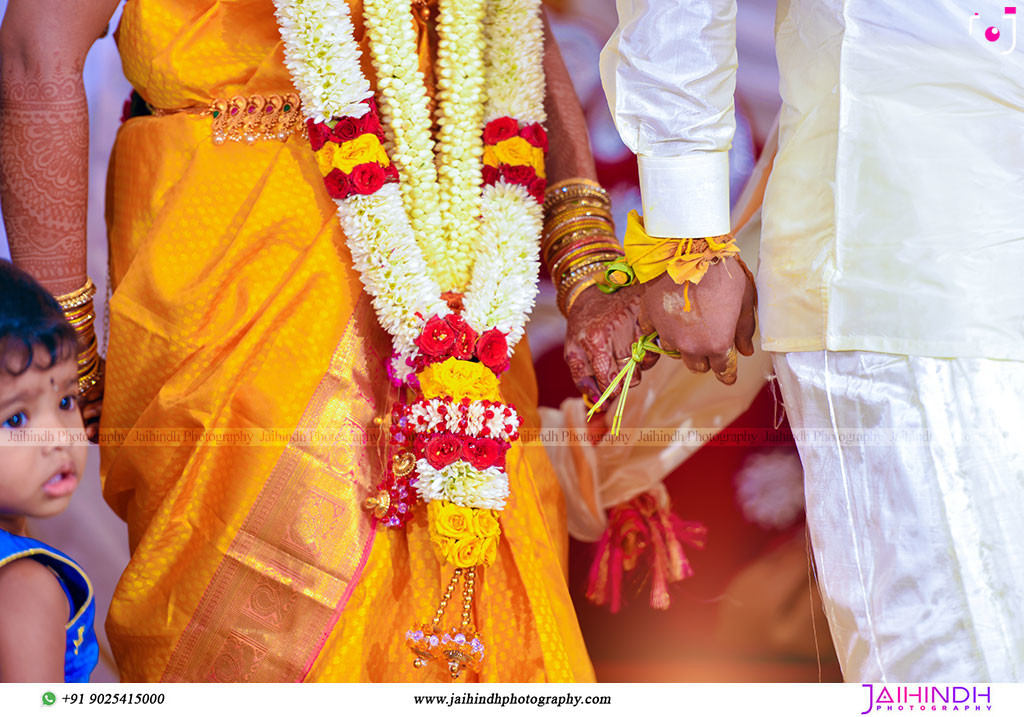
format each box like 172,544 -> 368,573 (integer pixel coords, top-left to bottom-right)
361,0 -> 446,286
482,0 -> 546,125
462,182 -> 541,348
273,0 -> 372,122
433,0 -> 486,291
415,459 -> 510,510
273,0 -> 545,372
337,185 -> 449,364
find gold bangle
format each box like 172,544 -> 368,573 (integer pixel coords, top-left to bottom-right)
540,213 -> 610,237
557,253 -> 624,286
559,250 -> 624,280
78,361 -> 103,395
560,273 -> 605,316
77,342 -> 98,365
550,243 -> 621,277
543,227 -> 618,262
552,247 -> 623,284
67,312 -> 96,332
543,204 -> 613,228
55,278 -> 97,310
543,206 -> 614,234
545,194 -> 611,211
544,177 -> 604,195
546,234 -> 619,268
544,191 -> 606,208
544,184 -> 610,213
544,199 -> 612,223
544,220 -> 615,252
64,301 -> 95,319
543,218 -> 615,249
77,338 -> 99,366
556,257 -> 623,297
77,345 -> 99,376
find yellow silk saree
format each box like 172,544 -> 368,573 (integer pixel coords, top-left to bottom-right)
100,0 -> 593,682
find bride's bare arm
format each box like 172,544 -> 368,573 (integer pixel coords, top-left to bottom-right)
0,0 -> 120,294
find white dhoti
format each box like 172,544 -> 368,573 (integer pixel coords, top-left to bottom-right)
773,350 -> 1024,682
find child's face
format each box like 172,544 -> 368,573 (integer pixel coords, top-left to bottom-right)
0,351 -> 87,524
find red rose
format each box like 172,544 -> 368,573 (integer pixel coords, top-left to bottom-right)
425,434 -> 462,470
481,164 -> 500,186
463,437 -> 504,470
476,329 -> 510,374
350,162 -> 387,194
307,120 -> 332,152
501,164 -> 536,187
483,117 -> 519,145
323,169 -> 353,199
357,108 -> 383,136
446,315 -> 478,361
415,315 -> 457,358
384,163 -> 400,182
528,176 -> 546,204
331,116 -> 361,142
520,123 -> 548,152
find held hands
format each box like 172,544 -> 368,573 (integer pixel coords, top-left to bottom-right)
563,250 -> 756,417
638,255 -> 756,385
564,283 -> 659,403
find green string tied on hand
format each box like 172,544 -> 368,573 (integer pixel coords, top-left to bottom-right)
586,332 -> 680,436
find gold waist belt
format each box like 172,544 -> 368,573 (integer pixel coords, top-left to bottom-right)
150,93 -> 305,145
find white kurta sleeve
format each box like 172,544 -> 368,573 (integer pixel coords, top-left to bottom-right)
599,0 -> 737,238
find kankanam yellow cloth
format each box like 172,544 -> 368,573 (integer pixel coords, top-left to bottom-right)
100,0 -> 593,682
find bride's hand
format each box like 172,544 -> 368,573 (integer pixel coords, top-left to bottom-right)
564,284 -> 659,404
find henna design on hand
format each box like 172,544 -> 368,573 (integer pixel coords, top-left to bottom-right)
0,71 -> 89,293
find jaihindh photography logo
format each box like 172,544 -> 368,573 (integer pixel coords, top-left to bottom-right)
860,684 -> 993,713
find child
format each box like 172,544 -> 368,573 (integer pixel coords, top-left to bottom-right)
0,260 -> 97,682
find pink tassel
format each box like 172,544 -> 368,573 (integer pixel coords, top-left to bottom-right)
586,530 -> 612,606
647,522 -> 672,610
608,545 -> 625,614
585,491 -> 707,613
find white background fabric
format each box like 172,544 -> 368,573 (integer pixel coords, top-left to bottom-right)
773,350 -> 1024,682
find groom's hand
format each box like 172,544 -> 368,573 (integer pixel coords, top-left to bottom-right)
565,283 -> 659,403
639,256 -> 756,385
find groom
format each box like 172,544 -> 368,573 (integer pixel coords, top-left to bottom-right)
594,0 -> 1024,682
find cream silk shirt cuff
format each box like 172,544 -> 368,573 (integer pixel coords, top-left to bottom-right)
601,0 -> 737,238
638,152 -> 731,238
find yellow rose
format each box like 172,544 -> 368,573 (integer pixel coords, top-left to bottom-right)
492,137 -> 545,177
479,535 -> 498,568
493,137 -> 532,166
482,145 -> 499,168
451,537 -> 486,568
315,134 -> 389,177
428,500 -> 476,540
418,358 -> 501,402
315,143 -> 337,177
472,509 -> 501,539
430,533 -> 457,565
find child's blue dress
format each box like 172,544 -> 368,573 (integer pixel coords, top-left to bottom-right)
0,529 -> 98,682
